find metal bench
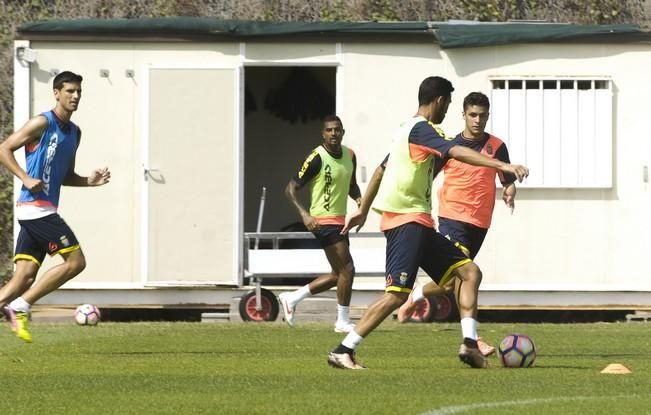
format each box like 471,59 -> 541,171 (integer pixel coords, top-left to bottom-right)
241,231 -> 386,321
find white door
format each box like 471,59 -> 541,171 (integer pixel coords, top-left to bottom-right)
143,67 -> 242,285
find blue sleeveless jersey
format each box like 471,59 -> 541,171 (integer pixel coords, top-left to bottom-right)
17,111 -> 79,209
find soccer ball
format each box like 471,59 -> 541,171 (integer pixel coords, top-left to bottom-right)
74,304 -> 101,326
498,334 -> 536,368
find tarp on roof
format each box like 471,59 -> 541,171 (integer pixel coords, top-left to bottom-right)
17,18 -> 435,38
435,22 -> 642,49
17,18 -> 648,48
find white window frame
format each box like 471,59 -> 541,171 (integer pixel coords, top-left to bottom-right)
489,76 -> 613,188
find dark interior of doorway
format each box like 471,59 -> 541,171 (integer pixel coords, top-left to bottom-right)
244,66 -> 336,285
244,66 -> 336,236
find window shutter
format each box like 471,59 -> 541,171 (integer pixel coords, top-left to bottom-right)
490,78 -> 612,188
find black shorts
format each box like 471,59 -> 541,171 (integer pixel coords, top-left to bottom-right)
438,217 -> 488,260
312,225 -> 349,249
384,222 -> 471,293
15,213 -> 80,266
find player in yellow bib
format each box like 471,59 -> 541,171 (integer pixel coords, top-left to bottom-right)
281,115 -> 362,333
398,92 -> 517,357
327,77 -> 528,370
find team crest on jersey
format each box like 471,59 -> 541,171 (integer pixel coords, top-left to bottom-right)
59,235 -> 70,247
399,272 -> 408,284
486,143 -> 493,155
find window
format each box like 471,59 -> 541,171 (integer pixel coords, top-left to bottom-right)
489,77 -> 613,188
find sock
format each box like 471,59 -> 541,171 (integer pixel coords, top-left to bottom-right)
460,317 -> 478,340
10,297 -> 31,313
336,304 -> 350,325
287,285 -> 311,305
341,330 -> 364,350
411,284 -> 425,302
463,337 -> 479,348
333,344 -> 354,355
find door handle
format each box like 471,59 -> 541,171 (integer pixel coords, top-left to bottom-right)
144,167 -> 160,179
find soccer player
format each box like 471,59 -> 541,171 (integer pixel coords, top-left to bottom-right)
281,115 -> 362,333
0,71 -> 110,342
397,92 -> 517,357
327,77 -> 528,369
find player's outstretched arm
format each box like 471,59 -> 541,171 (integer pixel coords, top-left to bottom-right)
342,164 -> 384,234
448,145 -> 529,182
62,130 -> 110,187
64,164 -> 111,187
88,167 -> 111,186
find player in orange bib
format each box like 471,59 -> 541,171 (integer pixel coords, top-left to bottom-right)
398,92 -> 517,357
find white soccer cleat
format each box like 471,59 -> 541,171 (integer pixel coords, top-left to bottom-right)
327,352 -> 366,370
334,322 -> 356,333
278,293 -> 296,327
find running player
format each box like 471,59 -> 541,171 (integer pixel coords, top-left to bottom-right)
281,115 -> 362,333
397,92 -> 516,357
0,71 -> 110,342
327,77 -> 528,369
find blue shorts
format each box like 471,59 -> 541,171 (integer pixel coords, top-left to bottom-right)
438,217 -> 488,260
384,222 -> 471,293
15,214 -> 80,266
312,225 -> 349,249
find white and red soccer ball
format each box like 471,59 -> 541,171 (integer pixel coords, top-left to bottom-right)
498,334 -> 536,368
74,304 -> 101,326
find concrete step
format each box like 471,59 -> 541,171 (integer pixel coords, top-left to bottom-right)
201,312 -> 231,323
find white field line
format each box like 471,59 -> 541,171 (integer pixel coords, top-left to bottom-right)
422,394 -> 644,415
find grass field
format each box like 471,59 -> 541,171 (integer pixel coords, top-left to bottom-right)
0,320 -> 650,414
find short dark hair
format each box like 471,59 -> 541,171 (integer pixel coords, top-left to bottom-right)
53,71 -> 83,90
463,92 -> 490,111
322,115 -> 342,126
418,76 -> 454,106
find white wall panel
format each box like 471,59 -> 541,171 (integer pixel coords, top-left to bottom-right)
560,88 -> 580,186
542,87 -> 561,184
577,88 -> 597,185
525,87 -> 544,186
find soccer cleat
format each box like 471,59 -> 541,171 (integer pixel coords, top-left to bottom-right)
278,293 -> 296,327
477,337 -> 496,356
6,307 -> 32,343
458,343 -> 489,368
327,352 -> 366,370
334,322 -> 356,333
397,292 -> 420,323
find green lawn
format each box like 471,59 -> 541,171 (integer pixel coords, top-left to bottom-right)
0,321 -> 649,414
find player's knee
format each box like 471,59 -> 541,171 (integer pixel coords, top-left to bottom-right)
458,262 -> 482,284
67,253 -> 87,276
335,262 -> 355,280
389,291 -> 409,308
344,263 -> 355,278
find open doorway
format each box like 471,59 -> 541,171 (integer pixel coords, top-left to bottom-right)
243,66 -> 336,236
